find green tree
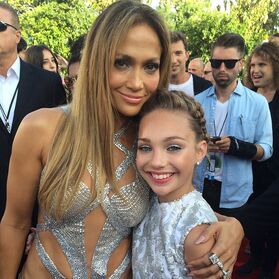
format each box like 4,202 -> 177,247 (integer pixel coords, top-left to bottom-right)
19,0 -> 97,57
229,0 -> 279,52
158,0 -> 239,61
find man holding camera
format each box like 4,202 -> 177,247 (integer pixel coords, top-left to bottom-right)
194,33 -> 272,216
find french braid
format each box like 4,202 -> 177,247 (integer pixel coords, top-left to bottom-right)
139,89 -> 208,142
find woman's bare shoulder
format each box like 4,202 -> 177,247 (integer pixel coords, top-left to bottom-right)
15,107 -> 67,161
21,107 -> 66,130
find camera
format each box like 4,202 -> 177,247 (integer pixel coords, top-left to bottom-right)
209,136 -> 221,143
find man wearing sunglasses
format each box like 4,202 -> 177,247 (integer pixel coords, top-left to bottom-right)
0,2 -> 66,221
168,31 -> 211,97
194,33 -> 272,218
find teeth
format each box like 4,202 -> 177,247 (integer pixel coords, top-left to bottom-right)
151,173 -> 172,179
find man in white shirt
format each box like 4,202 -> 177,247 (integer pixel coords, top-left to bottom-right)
169,31 -> 211,96
0,2 -> 66,220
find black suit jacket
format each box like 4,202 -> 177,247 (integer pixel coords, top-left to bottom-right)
192,74 -> 212,95
0,59 -> 66,219
236,177 -> 279,236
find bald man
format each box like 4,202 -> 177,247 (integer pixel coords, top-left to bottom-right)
188,57 -> 204,77
203,61 -> 215,85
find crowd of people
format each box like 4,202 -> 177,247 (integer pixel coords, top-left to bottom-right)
0,0 -> 278,278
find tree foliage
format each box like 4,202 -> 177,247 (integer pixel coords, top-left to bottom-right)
9,0 -> 98,57
6,0 -> 279,60
158,0 -> 279,61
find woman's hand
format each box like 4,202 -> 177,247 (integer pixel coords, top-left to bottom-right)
187,216 -> 244,278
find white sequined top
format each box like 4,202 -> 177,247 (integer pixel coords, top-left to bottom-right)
34,122 -> 150,278
132,190 -> 217,279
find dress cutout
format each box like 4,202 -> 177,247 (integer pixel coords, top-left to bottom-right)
35,123 -> 150,278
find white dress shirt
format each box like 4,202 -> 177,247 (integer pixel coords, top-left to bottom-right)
0,57 -> 20,132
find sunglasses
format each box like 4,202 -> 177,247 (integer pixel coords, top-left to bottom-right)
210,58 -> 242,69
0,21 -> 18,32
64,75 -> 78,89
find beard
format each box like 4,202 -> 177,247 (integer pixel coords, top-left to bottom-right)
214,72 -> 237,88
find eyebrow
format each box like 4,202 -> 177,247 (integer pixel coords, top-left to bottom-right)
115,54 -> 160,63
138,136 -> 186,142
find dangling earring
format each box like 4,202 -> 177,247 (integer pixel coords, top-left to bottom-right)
196,161 -> 200,166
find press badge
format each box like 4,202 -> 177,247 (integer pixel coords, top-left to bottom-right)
206,154 -> 216,180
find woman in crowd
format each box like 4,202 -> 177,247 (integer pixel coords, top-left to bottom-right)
25,44 -> 59,73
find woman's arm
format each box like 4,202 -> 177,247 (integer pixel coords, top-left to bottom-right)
0,111 -> 48,278
186,217 -> 244,278
184,224 -> 216,278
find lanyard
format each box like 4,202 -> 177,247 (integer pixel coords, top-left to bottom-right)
213,112 -> 228,137
0,82 -> 19,133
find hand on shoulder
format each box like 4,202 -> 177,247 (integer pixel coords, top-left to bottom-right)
186,216 -> 244,278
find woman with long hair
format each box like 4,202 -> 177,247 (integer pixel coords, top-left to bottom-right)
0,1 -> 170,278
25,44 -> 59,73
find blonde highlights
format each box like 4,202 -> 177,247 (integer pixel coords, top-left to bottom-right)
39,0 -> 171,220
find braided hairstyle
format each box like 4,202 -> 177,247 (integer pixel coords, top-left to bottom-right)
138,89 -> 208,143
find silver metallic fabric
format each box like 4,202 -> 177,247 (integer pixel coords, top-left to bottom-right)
35,124 -> 150,278
132,190 -> 217,278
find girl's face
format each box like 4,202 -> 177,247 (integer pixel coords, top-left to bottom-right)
137,109 -> 207,203
42,49 -> 57,73
109,23 -> 161,118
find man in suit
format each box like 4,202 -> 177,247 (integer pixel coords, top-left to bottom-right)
0,2 -> 66,220
169,31 -> 211,96
188,57 -> 204,77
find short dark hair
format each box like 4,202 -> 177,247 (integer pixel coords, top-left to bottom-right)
17,37 -> 27,53
170,31 -> 188,50
245,42 -> 279,90
269,33 -> 279,39
211,33 -> 246,57
69,34 -> 86,59
0,2 -> 20,29
67,54 -> 80,73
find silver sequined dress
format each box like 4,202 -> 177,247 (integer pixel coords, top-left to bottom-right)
132,190 -> 217,278
34,123 -> 150,279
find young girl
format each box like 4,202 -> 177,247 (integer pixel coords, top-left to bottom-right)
133,90 -> 220,278
0,1 -> 170,278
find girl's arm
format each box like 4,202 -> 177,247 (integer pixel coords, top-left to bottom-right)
0,112 -> 47,278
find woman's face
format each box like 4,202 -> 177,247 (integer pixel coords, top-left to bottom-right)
109,23 -> 162,118
42,49 -> 57,73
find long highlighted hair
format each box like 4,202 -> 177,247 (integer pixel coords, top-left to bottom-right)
39,0 -> 171,220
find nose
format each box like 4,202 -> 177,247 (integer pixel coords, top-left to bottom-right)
219,62 -> 226,71
253,65 -> 260,72
149,149 -> 167,169
126,68 -> 143,91
50,61 -> 56,69
171,53 -> 177,64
